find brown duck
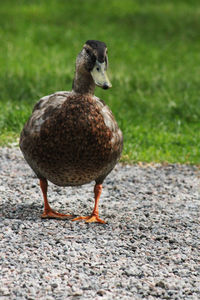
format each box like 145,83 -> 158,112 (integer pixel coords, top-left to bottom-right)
20,40 -> 123,223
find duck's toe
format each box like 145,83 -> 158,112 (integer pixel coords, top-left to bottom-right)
41,209 -> 74,219
72,215 -> 106,224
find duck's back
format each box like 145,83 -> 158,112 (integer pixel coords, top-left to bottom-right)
20,92 -> 123,186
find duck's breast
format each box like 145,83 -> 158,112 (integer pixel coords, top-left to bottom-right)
20,92 -> 123,186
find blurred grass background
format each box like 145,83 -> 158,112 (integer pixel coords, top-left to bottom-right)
0,0 -> 200,163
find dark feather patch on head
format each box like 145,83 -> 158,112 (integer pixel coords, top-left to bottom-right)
86,40 -> 107,63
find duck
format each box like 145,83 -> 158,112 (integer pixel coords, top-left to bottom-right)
20,40 -> 123,223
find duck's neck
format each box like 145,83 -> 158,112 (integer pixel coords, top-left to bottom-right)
72,68 -> 95,95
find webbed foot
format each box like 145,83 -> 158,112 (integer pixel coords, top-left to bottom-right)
72,214 -> 106,224
41,208 -> 73,219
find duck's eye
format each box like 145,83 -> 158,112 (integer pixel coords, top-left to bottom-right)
85,49 -> 90,55
96,67 -> 100,71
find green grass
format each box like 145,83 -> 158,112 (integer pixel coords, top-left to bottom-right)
0,0 -> 200,164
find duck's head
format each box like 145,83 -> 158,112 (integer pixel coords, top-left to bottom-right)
76,40 -> 112,90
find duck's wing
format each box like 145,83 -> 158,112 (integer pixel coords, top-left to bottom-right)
32,91 -> 70,113
24,91 -> 71,134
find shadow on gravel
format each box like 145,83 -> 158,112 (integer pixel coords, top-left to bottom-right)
1,201 -> 77,222
1,202 -> 43,220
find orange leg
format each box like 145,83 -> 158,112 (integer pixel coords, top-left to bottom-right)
72,184 -> 106,224
40,179 -> 73,219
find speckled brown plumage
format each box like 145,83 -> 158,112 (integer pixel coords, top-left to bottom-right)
20,93 -> 123,186
20,40 -> 123,223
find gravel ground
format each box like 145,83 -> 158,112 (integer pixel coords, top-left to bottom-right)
0,147 -> 200,300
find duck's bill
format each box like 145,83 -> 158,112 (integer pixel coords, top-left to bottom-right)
91,61 -> 112,89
